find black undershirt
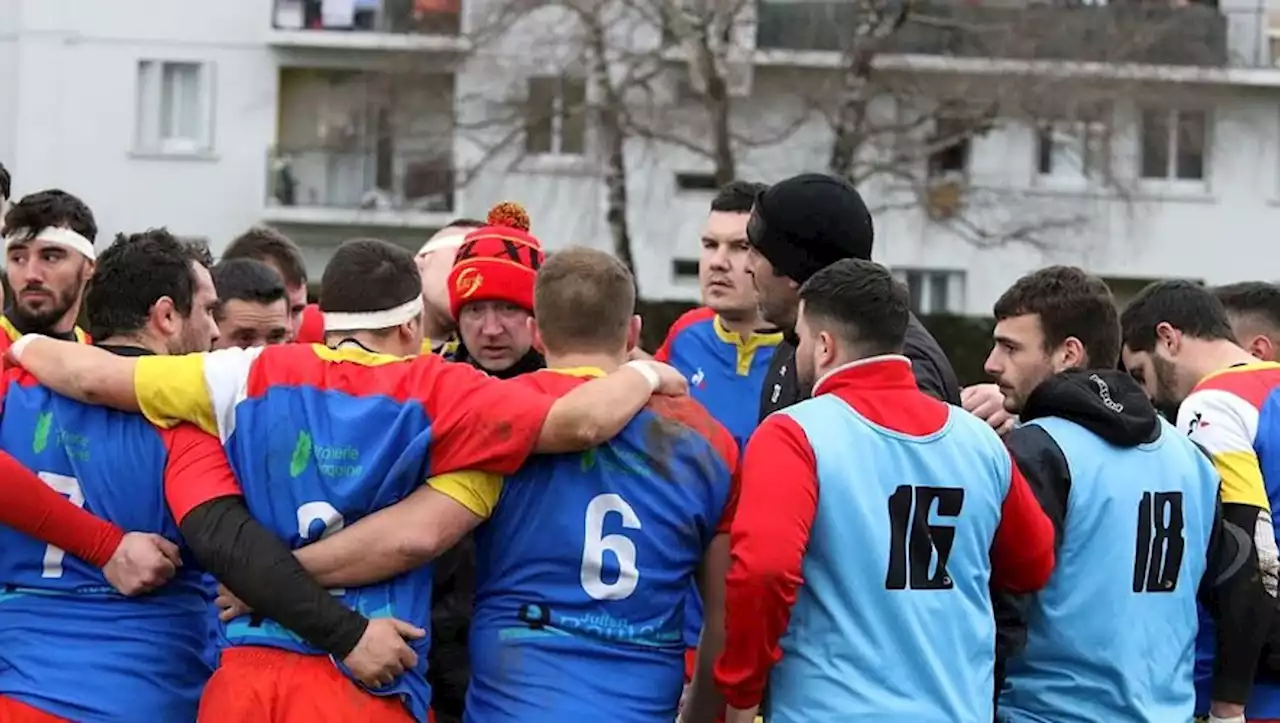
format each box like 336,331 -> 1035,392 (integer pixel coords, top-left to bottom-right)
104,341 -> 368,658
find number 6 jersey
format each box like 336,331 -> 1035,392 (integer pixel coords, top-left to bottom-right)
428,367 -> 739,723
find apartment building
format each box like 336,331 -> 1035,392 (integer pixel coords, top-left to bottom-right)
0,0 -> 1277,315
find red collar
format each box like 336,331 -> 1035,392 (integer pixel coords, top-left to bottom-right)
813,355 -> 916,397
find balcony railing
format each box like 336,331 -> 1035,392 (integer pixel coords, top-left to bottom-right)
266,147 -> 456,215
272,0 -> 461,37
757,1 -> 1230,67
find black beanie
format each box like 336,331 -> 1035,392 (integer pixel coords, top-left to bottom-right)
747,173 -> 874,283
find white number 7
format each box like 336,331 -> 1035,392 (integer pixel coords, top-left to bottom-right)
39,472 -> 85,579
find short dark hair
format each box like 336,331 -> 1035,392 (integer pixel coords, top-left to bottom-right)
1120,279 -> 1236,353
0,163 -> 10,201
534,248 -> 636,353
86,228 -> 210,340
445,218 -> 486,229
710,181 -> 768,214
319,238 -> 421,327
212,258 -> 286,321
799,259 -> 909,355
3,189 -> 97,243
1214,281 -> 1280,332
992,265 -> 1120,368
223,226 -> 307,288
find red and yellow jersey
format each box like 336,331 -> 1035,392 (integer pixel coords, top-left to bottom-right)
1179,362 -> 1280,514
131,343 -> 553,478
128,342 -> 558,720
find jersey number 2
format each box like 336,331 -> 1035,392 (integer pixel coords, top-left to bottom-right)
39,472 -> 85,579
581,493 -> 642,601
1133,491 -> 1185,593
886,484 -> 965,590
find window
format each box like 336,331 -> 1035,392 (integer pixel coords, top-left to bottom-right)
675,172 -> 718,191
671,259 -> 699,279
1140,108 -> 1207,181
1036,117 -> 1109,184
893,269 -> 966,315
135,60 -> 214,155
927,118 -> 972,180
525,76 -> 587,156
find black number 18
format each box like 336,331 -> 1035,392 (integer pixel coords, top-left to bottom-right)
886,485 -> 965,590
1133,491 -> 1185,593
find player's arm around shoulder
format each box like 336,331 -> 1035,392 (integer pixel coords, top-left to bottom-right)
292,471 -> 499,589
990,426 -> 1057,594
7,335 -> 139,410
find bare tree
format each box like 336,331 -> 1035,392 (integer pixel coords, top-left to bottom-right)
456,0 -> 810,275
768,0 -> 1229,248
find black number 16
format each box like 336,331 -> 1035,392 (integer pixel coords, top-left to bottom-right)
886,485 -> 965,590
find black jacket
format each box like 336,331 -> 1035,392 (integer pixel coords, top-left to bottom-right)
995,369 -> 1272,707
759,313 -> 960,419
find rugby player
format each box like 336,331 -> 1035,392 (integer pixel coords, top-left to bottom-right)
7,237 -> 688,722
1,190 -> 96,352
1121,279 -> 1280,723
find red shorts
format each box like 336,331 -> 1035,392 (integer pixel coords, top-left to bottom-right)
197,647 -> 414,723
684,647 -> 697,682
0,697 -> 66,723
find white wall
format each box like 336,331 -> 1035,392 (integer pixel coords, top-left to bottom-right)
2,0 -> 277,252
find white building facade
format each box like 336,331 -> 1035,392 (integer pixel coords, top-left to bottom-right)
2,0 -> 1280,316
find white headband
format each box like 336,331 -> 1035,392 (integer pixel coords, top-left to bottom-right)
3,226 -> 96,261
416,228 -> 469,258
324,295 -> 424,333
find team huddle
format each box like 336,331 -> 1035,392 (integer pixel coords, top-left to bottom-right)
0,168 -> 1276,723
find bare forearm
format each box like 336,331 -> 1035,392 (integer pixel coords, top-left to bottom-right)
295,523 -> 424,588
536,366 -> 652,453
13,337 -> 139,409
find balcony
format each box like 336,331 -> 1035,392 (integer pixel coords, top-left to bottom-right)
269,0 -> 467,52
756,1 -> 1229,68
264,147 -> 457,228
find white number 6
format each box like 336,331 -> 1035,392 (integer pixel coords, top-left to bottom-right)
297,501 -> 345,595
580,493 -> 642,601
40,472 -> 85,579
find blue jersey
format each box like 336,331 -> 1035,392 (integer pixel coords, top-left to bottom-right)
436,369 -> 737,723
768,394 -> 1012,722
0,374 -> 216,722
999,416 -> 1216,723
132,343 -> 555,722
656,307 -> 781,450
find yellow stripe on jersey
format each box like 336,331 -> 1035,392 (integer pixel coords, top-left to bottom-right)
135,347 -> 265,439
135,353 -> 218,434
1178,387 -> 1270,511
429,471 -> 505,520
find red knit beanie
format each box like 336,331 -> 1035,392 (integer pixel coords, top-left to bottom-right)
447,201 -> 545,320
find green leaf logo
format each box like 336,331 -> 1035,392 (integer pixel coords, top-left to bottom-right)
32,412 -> 51,454
289,430 -> 312,478
580,447 -> 597,472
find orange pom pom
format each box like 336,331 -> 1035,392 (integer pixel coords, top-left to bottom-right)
486,201 -> 530,231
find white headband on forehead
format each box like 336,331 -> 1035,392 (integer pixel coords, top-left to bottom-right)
324,295 -> 424,333
2,226 -> 96,261
416,228 -> 469,258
